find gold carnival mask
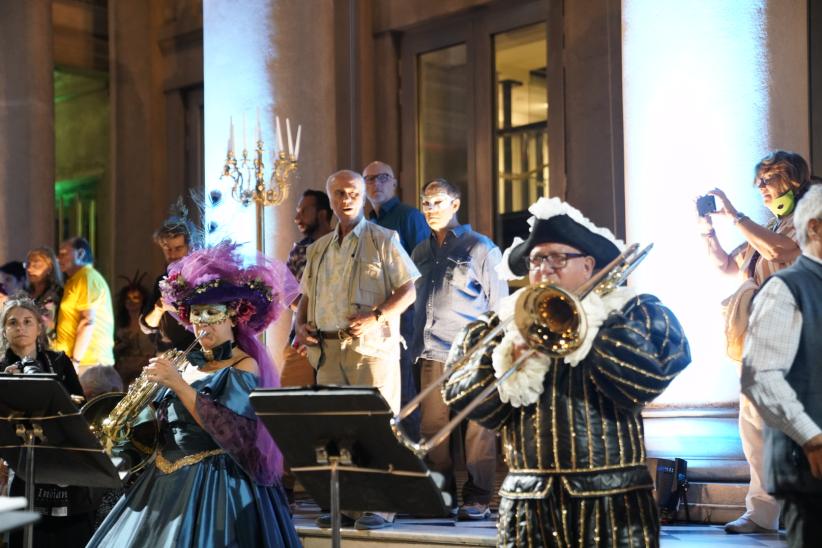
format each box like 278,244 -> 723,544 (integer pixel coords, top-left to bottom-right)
189,304 -> 231,326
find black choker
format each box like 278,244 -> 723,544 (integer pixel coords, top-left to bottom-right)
188,340 -> 236,368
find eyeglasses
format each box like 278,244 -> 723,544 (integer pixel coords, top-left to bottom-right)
526,253 -> 588,271
364,173 -> 393,185
420,193 -> 454,211
756,175 -> 783,189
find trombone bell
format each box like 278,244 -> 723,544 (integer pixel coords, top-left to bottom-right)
514,284 -> 588,357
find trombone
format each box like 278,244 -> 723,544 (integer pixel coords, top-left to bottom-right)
391,242 -> 653,457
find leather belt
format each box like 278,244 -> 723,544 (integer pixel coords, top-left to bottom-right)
315,329 -> 353,372
318,329 -> 352,340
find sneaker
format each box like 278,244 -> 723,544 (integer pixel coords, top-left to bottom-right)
723,516 -> 776,534
457,503 -> 491,521
314,513 -> 355,528
354,512 -> 394,530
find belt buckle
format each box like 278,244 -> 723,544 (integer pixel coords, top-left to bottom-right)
338,328 -> 353,348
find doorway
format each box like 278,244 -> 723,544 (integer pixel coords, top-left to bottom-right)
400,0 -> 553,245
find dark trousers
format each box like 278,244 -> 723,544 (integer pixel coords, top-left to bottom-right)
418,358 -> 496,506
8,512 -> 95,548
399,307 -> 420,441
783,495 -> 822,548
498,487 -> 659,547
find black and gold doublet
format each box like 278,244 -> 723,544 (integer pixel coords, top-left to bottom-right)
444,294 -> 690,547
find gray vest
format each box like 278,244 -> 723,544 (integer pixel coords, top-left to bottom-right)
765,255 -> 822,495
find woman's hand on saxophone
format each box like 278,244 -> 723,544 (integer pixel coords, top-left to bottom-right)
145,355 -> 186,391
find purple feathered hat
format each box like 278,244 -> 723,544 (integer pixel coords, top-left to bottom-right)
159,240 -> 298,483
159,240 -> 297,335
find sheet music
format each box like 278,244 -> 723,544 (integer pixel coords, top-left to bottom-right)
0,497 -> 27,513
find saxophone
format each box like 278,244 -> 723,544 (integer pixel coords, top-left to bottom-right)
81,334 -> 205,473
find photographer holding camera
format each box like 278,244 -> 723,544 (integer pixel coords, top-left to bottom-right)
697,150 -> 816,534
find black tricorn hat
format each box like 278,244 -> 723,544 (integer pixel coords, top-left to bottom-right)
500,198 -> 624,278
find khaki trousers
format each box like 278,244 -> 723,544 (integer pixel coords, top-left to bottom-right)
315,339 -> 401,413
418,358 -> 496,506
739,392 -> 782,529
280,345 -> 315,387
315,338 -> 401,521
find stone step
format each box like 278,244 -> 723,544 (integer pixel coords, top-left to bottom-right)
297,518 -> 497,548
672,481 -> 747,525
643,406 -> 749,482
642,406 -> 750,524
293,480 -> 748,548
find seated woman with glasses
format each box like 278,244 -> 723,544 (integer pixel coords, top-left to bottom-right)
87,241 -> 301,548
0,297 -> 91,548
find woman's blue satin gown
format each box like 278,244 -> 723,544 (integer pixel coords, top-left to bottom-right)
87,368 -> 300,547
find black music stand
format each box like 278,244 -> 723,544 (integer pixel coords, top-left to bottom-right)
0,375 -> 123,548
251,386 -> 450,548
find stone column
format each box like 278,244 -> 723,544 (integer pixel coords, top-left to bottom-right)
105,0 -> 168,283
203,0 -> 339,366
0,2 -> 55,262
623,0 -> 809,406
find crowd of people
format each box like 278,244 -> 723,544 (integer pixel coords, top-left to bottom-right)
0,150 -> 820,547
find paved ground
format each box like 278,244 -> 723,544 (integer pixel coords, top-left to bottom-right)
292,499 -> 787,547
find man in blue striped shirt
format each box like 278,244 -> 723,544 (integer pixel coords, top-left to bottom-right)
410,178 -> 508,520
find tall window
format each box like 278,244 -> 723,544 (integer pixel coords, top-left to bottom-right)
494,23 -> 548,248
401,2 -> 550,240
418,44 -> 469,222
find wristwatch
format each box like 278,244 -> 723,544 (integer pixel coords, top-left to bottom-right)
733,211 -> 748,225
373,308 -> 384,321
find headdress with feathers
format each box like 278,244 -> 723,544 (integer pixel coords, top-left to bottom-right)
159,240 -> 299,483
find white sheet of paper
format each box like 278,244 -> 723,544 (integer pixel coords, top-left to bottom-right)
0,496 -> 27,513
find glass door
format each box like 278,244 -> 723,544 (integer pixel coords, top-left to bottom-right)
400,1 -> 550,239
494,23 -> 548,248
417,44 -> 470,222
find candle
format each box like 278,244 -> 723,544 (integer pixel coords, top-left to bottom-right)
294,124 -> 302,160
286,118 -> 294,157
228,116 -> 234,154
242,113 -> 247,151
275,116 -> 284,153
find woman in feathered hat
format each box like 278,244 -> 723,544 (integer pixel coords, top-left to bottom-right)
444,197 -> 691,547
88,242 -> 301,548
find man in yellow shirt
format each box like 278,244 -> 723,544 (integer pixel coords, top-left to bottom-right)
54,237 -> 115,369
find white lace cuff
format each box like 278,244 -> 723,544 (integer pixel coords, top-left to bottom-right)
492,329 -> 549,408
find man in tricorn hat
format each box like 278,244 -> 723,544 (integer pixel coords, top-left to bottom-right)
444,197 -> 691,546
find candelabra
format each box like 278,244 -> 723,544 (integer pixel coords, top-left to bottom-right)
220,114 -> 301,252
224,143 -> 297,207
222,116 -> 300,207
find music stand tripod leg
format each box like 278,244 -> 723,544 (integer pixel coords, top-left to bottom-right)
330,458 -> 341,548
15,423 -> 40,548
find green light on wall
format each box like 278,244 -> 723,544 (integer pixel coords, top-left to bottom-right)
55,175 -> 99,201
